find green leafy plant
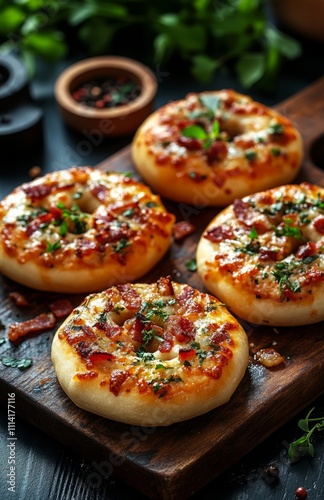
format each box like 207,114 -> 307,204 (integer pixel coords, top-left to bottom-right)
0,0 -> 301,89
288,407 -> 324,463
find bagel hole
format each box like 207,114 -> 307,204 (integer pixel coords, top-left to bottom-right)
310,133 -> 324,170
220,117 -> 245,141
0,64 -> 10,87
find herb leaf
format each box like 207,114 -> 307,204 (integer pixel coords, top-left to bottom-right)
1,356 -> 32,370
288,407 -> 324,462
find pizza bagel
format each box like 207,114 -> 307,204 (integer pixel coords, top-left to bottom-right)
131,89 -> 303,206
51,277 -> 249,426
196,183 -> 324,326
0,167 -> 175,293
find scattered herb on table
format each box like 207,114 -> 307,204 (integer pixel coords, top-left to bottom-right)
288,407 -> 324,463
1,356 -> 32,370
185,259 -> 197,272
0,0 -> 301,90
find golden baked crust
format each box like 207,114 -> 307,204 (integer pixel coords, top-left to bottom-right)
197,183 -> 324,326
51,278 -> 249,426
131,90 -> 303,206
0,167 -> 175,293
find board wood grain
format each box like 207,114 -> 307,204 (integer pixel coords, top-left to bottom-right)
1,78 -> 324,500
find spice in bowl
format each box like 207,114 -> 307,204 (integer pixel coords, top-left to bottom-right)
71,76 -> 141,109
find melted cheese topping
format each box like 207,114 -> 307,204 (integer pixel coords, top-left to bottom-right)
197,183 -> 324,326
51,278 -> 249,426
132,90 -> 303,206
0,167 -> 175,292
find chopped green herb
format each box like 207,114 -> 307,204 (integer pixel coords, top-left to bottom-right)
0,337 -> 6,345
245,150 -> 256,161
268,123 -> 284,135
274,218 -> 304,239
140,300 -> 169,323
46,240 -> 62,253
248,226 -> 258,239
199,93 -> 221,114
182,120 -> 220,149
1,356 -> 32,370
112,238 -> 131,253
146,201 -> 158,208
122,171 -> 133,177
142,328 -> 164,347
271,147 -> 281,156
136,346 -> 155,362
271,260 -> 301,297
185,258 -> 197,272
122,208 -> 134,218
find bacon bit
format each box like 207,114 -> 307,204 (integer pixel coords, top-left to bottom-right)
96,322 -> 122,338
206,141 -> 228,164
206,365 -> 223,379
204,225 -> 234,242
179,347 -> 196,361
91,183 -> 108,202
110,369 -> 129,396
75,237 -> 98,257
157,276 -> 174,296
26,212 -> 54,236
259,248 -> 282,262
166,315 -> 195,343
177,285 -> 203,314
313,216 -> 324,234
296,241 -> 317,259
177,135 -> 203,150
88,352 -> 115,364
8,312 -> 56,343
255,348 -> 285,368
23,182 -> 53,200
8,291 -> 30,307
81,325 -> 97,339
173,220 -> 195,241
234,198 -> 272,232
116,283 -> 141,310
75,371 -> 98,380
49,298 -> 74,318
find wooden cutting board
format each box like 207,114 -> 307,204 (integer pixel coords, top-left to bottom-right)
1,78 -> 324,500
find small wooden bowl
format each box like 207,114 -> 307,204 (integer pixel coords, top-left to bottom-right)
54,56 -> 157,137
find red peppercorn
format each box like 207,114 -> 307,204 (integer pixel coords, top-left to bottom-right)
295,486 -> 307,499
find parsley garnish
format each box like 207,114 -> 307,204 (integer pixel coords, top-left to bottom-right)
136,346 -> 155,362
56,202 -> 89,234
1,356 -> 32,370
288,407 -> 324,463
185,258 -> 197,272
46,240 -> 61,253
112,238 -> 130,253
139,300 -> 169,323
142,328 -> 164,347
245,150 -> 256,161
182,121 -> 220,150
271,260 -> 301,297
268,123 -> 284,134
274,218 -> 304,239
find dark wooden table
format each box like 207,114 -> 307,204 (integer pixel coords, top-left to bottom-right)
1,33 -> 324,500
